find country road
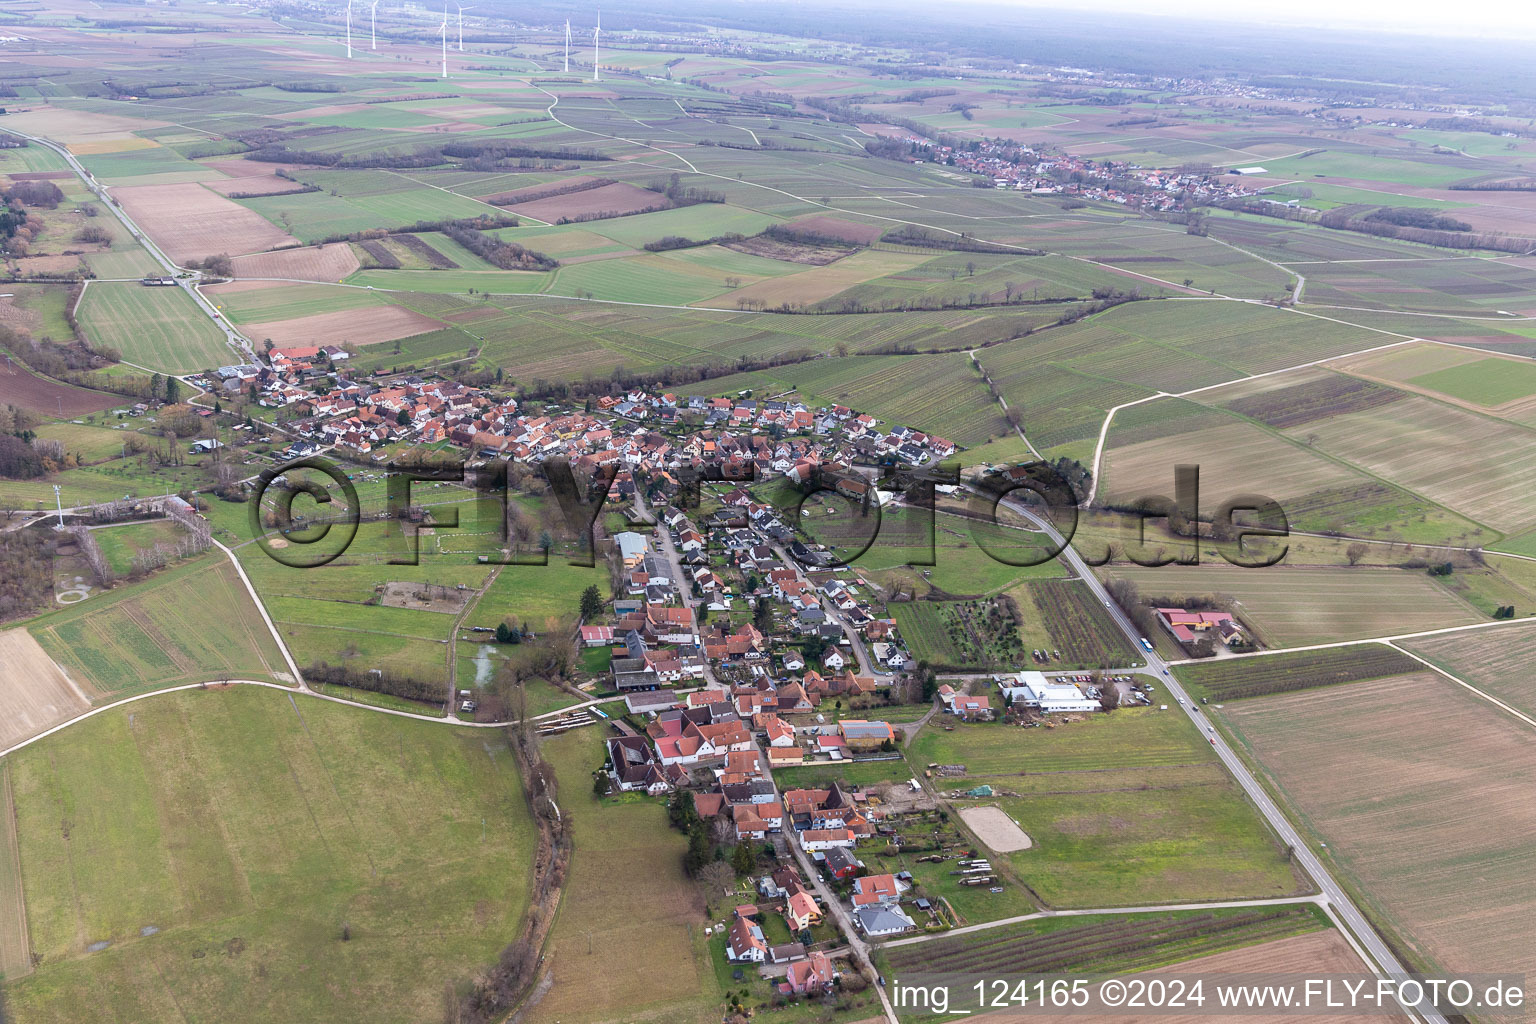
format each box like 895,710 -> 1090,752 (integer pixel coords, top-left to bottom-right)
988,486 -> 1442,1024
0,125 -> 255,363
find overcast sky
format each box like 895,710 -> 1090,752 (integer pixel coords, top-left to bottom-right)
964,0 -> 1536,40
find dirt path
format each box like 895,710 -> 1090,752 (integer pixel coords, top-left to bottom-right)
446,566 -> 502,708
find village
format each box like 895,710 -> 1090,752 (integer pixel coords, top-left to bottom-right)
883,134 -> 1270,210
160,275 -> 1272,1017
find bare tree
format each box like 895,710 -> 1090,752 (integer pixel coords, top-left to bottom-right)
709,815 -> 735,847
698,860 -> 735,896
1345,542 -> 1368,566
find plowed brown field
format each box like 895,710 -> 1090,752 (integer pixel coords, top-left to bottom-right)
112,183 -> 297,264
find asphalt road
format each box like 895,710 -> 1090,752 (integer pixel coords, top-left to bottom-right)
0,126 -> 254,363
990,488 -> 1441,1024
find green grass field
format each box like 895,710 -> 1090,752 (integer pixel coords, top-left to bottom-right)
1408,357 -> 1536,407
526,729 -> 723,1024
1,686 -> 535,1024
90,519 -> 188,576
29,554 -> 290,697
76,282 -> 231,374
210,282 -> 381,323
913,709 -> 1303,907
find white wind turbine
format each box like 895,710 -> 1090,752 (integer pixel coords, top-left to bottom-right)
370,0 -> 380,48
456,3 -> 473,51
563,19 -> 570,73
439,6 -> 448,77
592,9 -> 600,82
345,0 -> 353,57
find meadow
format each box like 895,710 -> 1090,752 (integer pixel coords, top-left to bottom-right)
1,686 -> 536,1024
206,281 -> 383,324
526,728 -> 724,1024
76,282 -> 232,374
912,708 -> 1300,908
91,519 -> 187,576
28,554 -> 290,698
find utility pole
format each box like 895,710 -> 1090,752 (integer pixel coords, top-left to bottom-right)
53,484 -> 64,527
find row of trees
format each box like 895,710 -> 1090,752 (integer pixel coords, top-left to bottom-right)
441,224 -> 558,271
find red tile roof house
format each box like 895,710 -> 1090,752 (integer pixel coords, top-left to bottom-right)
954,695 -> 994,721
783,889 -> 821,932
723,749 -> 763,778
693,792 -> 727,819
851,872 -> 908,908
783,952 -> 836,996
732,803 -> 778,841
799,828 -> 856,852
1156,608 -> 1246,646
768,746 -> 805,767
763,715 -> 796,747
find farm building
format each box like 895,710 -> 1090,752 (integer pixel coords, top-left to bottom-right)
1156,608 -> 1246,646
838,719 -> 895,751
1000,672 -> 1098,713
611,657 -> 662,693
624,690 -> 682,715
580,625 -> 616,647
614,532 -> 649,567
